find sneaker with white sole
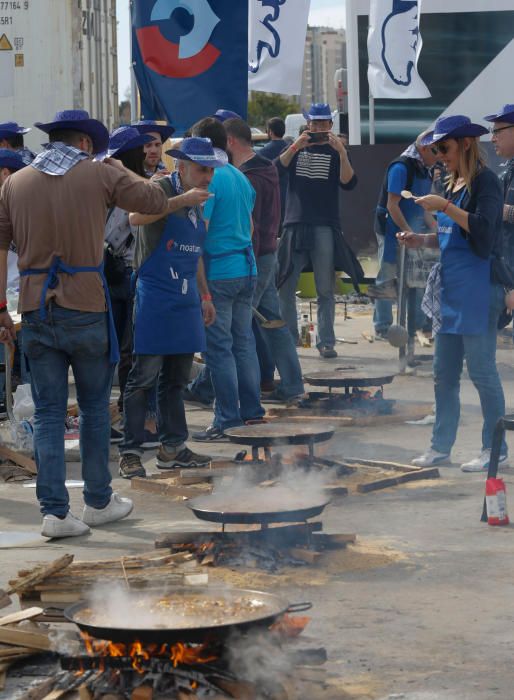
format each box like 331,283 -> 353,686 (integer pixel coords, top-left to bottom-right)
460,449 -> 509,473
82,492 -> 134,527
41,512 -> 90,539
412,448 -> 450,467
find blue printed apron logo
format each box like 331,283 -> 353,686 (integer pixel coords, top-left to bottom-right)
248,0 -> 286,74
136,0 -> 221,79
381,0 -> 420,87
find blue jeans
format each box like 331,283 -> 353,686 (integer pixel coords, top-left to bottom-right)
254,253 -> 304,398
120,353 -> 192,455
206,276 -> 264,431
373,233 -> 394,334
188,362 -> 216,404
22,306 -> 113,517
431,284 -> 506,455
279,226 -> 335,348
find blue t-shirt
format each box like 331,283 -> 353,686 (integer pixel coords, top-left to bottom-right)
384,162 -> 432,262
203,163 -> 257,280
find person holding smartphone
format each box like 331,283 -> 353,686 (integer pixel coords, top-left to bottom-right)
400,115 -> 506,472
276,103 -> 358,359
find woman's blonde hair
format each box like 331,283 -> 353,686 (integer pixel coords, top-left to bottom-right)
446,137 -> 486,192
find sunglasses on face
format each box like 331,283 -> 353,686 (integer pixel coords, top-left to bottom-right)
431,143 -> 450,156
489,124 -> 514,136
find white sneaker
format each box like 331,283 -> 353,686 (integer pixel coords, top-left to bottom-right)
460,449 -> 509,473
41,512 -> 90,539
82,492 -> 134,527
412,448 -> 450,467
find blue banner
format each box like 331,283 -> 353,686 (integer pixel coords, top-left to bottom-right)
131,0 -> 248,135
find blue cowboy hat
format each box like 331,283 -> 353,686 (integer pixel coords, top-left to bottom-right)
0,122 -> 30,139
166,137 -> 228,168
0,148 -> 26,172
34,110 -> 109,155
131,119 -> 175,140
95,126 -> 154,161
420,115 -> 488,146
483,104 -> 514,124
213,109 -> 241,123
302,103 -> 333,121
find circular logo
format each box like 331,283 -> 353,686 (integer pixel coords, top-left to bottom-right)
136,0 -> 221,79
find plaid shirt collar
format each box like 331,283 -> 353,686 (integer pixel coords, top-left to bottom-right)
16,146 -> 36,165
30,142 -> 90,176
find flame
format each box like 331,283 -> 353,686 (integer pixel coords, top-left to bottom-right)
81,633 -> 217,673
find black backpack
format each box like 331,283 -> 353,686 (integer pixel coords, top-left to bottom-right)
374,156 -> 419,236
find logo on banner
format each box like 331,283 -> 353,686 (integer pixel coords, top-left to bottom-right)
381,0 -> 420,86
136,0 -> 221,78
248,0 -> 286,74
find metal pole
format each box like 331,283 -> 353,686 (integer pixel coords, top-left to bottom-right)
129,0 -> 138,120
368,92 -> 375,144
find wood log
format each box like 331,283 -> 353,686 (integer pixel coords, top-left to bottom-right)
155,522 -> 323,549
130,476 -> 212,499
0,645 -> 34,657
131,685 -> 153,700
0,445 -> 37,475
9,554 -> 74,594
356,466 -> 440,493
312,533 -> 356,548
0,626 -> 51,651
288,548 -> 321,564
0,607 -> 43,626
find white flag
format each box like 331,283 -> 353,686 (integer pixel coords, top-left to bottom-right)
248,0 -> 311,95
367,0 -> 430,99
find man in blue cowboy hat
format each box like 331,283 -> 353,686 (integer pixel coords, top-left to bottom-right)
0,121 -> 36,165
122,137 -> 221,475
0,109 -> 173,538
484,104 -> 514,321
184,117 -> 265,441
213,109 -> 242,123
132,120 -> 175,177
276,103 -> 357,359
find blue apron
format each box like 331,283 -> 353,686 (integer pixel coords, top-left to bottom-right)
203,244 -> 254,283
133,211 -> 206,355
20,256 -> 119,364
438,190 -> 490,335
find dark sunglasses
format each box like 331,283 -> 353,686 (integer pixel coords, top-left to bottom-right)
431,143 -> 450,156
489,124 -> 514,136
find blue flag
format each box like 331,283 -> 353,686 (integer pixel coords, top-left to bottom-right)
131,0 -> 248,135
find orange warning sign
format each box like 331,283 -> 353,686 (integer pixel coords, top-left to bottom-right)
0,34 -> 13,51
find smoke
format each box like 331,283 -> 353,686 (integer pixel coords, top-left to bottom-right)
225,628 -> 293,690
204,462 -> 332,513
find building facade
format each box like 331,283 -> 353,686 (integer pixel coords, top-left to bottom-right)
301,27 -> 346,110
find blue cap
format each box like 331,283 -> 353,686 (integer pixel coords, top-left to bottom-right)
0,122 -> 30,139
34,110 -> 109,155
166,137 -> 228,168
213,109 -> 242,123
483,104 -> 514,125
131,120 -> 175,140
0,148 -> 26,172
302,103 -> 333,121
420,115 -> 488,146
95,126 -> 154,161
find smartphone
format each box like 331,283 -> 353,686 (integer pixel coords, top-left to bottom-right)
307,131 -> 330,144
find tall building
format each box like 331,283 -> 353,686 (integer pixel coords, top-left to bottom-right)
301,27 -> 346,111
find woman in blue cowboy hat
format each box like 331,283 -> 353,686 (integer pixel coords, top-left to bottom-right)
399,115 -> 506,472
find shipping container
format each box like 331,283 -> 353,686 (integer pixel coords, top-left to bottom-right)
0,0 -> 118,153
